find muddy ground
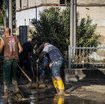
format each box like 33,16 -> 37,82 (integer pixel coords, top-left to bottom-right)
0,82 -> 105,104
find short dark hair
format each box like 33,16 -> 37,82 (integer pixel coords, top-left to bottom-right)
4,28 -> 11,33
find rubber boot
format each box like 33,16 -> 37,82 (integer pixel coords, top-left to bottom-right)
26,82 -> 32,88
57,96 -> 64,104
38,83 -> 46,89
57,80 -> 70,96
57,80 -> 64,95
53,95 -> 64,104
12,80 -> 20,93
53,80 -> 59,93
4,84 -> 8,98
53,95 -> 59,102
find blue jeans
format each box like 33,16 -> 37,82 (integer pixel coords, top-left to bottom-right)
39,56 -> 48,75
51,59 -> 63,77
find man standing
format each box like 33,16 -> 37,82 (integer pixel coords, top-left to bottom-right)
0,28 -> 23,98
40,42 -> 69,96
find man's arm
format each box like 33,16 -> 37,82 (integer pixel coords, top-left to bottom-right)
18,41 -> 23,53
39,52 -> 47,62
0,38 -> 4,53
35,44 -> 44,54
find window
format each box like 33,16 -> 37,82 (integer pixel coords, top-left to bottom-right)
67,0 -> 70,3
60,0 -> 65,4
60,0 -> 70,4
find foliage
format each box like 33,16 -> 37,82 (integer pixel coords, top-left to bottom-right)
31,7 -> 100,54
0,13 -> 3,25
0,0 -> 6,13
77,16 -> 100,47
0,0 -> 16,28
0,0 -> 6,26
31,8 -> 68,53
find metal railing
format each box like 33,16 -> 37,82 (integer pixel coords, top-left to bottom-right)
68,46 -> 105,69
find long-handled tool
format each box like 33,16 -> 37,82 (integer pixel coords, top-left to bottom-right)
0,56 -> 32,83
30,59 -> 39,84
17,64 -> 32,83
36,59 -> 39,83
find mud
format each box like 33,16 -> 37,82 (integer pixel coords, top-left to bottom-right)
0,84 -> 105,104
0,94 -> 104,104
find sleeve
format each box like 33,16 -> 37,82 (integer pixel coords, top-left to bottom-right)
42,46 -> 49,53
15,36 -> 19,43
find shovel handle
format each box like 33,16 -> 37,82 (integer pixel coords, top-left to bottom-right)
17,64 -> 32,82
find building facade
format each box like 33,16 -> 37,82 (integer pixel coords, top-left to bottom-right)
16,0 -> 66,27
16,0 -> 105,43
16,0 -> 67,40
77,0 -> 105,43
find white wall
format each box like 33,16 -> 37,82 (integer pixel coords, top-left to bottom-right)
16,7 -> 45,27
16,6 -> 66,27
16,5 -> 105,28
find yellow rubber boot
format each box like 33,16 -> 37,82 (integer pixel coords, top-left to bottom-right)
57,80 -> 64,95
53,80 -> 59,93
53,95 -> 64,104
57,80 -> 70,96
53,95 -> 59,102
57,96 -> 64,104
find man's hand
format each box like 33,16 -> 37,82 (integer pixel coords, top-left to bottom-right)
18,41 -> 23,53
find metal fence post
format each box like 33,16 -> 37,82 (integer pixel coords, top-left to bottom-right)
68,45 -> 71,71
6,0 -> 9,27
65,45 -> 71,83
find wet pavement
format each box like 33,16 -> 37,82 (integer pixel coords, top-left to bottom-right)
0,83 -> 105,104
0,93 -> 104,104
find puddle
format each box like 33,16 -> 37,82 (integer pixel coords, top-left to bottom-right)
0,85 -> 104,104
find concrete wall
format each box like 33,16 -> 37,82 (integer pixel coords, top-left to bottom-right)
16,0 -> 60,11
29,0 -> 36,7
77,6 -> 105,43
77,0 -> 105,5
22,0 -> 28,9
45,0 -> 59,4
16,0 -> 105,10
16,0 -> 20,10
77,7 -> 105,27
77,0 -> 105,43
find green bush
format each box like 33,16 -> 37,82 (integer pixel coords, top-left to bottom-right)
31,7 -> 100,57
0,13 -> 3,26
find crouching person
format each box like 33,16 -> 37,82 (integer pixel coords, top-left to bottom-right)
0,28 -> 23,98
39,42 -> 69,96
